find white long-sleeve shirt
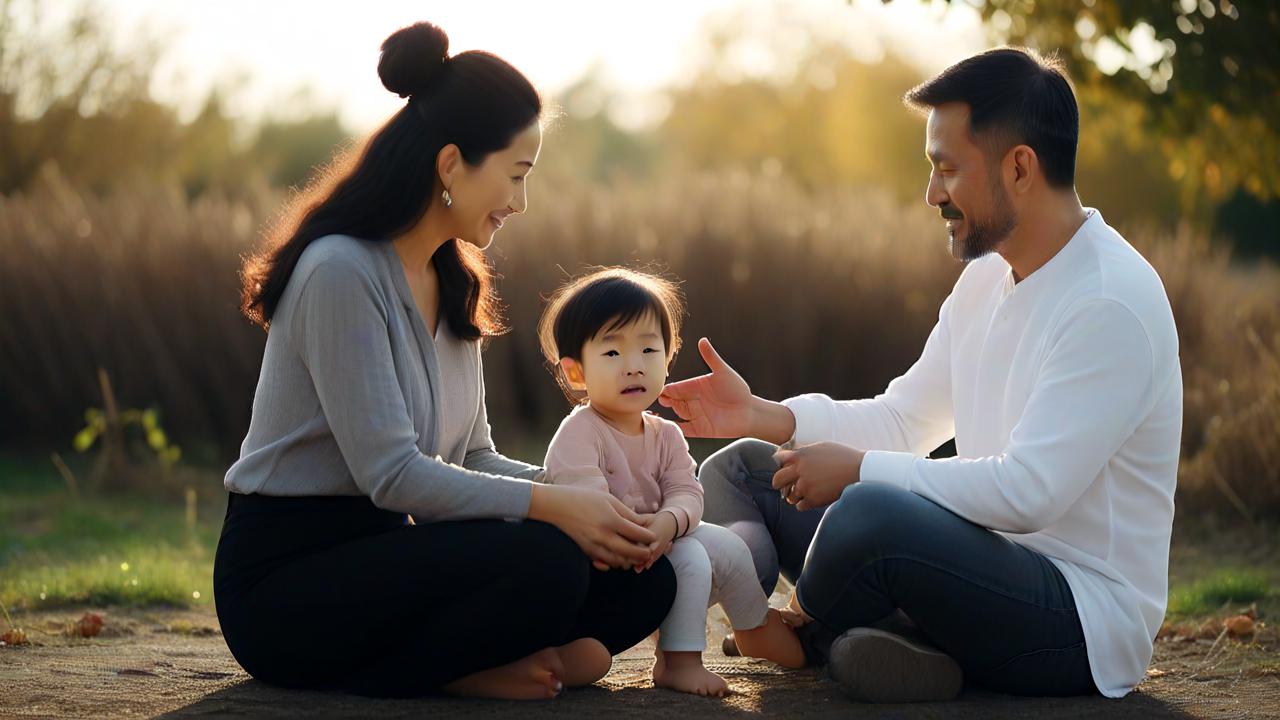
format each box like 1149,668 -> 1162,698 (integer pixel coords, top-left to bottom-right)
784,209 -> 1182,698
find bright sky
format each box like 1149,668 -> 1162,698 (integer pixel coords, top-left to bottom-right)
97,0 -> 987,132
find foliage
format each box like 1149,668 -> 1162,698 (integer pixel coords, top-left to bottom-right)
920,0 -> 1280,221
1168,569 -> 1271,617
74,407 -> 182,470
0,0 -> 350,197
2,168 -> 1277,517
0,465 -> 218,610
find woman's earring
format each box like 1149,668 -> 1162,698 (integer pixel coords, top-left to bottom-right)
442,188 -> 453,207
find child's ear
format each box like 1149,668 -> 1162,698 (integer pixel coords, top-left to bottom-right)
559,357 -> 587,391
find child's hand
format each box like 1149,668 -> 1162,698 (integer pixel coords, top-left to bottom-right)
633,512 -> 678,572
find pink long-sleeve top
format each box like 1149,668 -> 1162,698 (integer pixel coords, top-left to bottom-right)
543,403 -> 703,537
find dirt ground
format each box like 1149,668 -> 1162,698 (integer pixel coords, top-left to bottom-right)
2,602 -> 1278,720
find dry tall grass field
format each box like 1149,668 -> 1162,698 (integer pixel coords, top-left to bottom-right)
2,167 -> 1277,518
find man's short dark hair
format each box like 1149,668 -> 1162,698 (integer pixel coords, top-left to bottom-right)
905,47 -> 1079,189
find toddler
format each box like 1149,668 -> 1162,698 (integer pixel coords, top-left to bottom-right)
539,268 -> 805,697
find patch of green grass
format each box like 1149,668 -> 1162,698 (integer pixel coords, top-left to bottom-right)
1168,569 -> 1271,617
1,456 -> 221,611
1,545 -> 213,609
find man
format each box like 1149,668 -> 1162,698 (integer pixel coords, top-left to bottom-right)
659,47 -> 1182,703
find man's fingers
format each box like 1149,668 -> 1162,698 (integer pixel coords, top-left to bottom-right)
665,398 -> 692,421
698,337 -> 729,373
773,448 -> 796,466
592,559 -> 611,571
659,378 -> 700,401
772,464 -> 798,490
658,390 -> 698,421
789,479 -> 809,508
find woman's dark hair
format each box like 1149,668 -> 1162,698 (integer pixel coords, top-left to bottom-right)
904,47 -> 1078,189
539,268 -> 685,401
240,21 -> 541,339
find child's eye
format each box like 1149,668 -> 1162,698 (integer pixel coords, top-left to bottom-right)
643,348 -> 659,353
603,350 -> 619,357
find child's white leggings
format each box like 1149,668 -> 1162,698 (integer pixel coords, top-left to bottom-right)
657,522 -> 770,652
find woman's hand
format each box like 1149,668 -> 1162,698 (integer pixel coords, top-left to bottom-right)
772,442 -> 865,511
528,484 -> 657,571
632,511 -> 678,572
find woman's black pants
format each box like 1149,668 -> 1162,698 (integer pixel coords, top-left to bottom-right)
214,492 -> 677,697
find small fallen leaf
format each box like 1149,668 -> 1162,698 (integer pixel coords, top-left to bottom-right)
1242,603 -> 1257,620
1225,615 -> 1255,638
67,612 -> 104,638
1196,619 -> 1224,640
1170,623 -> 1197,641
1146,667 -> 1167,678
0,628 -> 28,646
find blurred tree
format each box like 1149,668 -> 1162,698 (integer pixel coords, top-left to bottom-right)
252,111 -> 350,190
541,71 -> 661,185
0,0 -> 353,197
0,0 -> 158,192
915,0 -> 1279,226
661,43 -> 929,203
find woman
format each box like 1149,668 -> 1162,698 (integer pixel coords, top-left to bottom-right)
214,21 -> 676,700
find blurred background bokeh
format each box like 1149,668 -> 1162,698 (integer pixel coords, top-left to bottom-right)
2,0 -> 1277,523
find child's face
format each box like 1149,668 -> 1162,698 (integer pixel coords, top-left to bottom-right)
564,313 -> 669,416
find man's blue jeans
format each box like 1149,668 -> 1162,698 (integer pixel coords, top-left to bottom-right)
700,439 -> 1097,696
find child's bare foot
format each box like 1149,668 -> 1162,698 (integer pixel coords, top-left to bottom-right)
555,637 -> 613,687
732,608 -> 807,669
443,647 -> 564,700
652,650 -> 730,697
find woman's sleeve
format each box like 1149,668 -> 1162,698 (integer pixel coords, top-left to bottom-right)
290,257 -> 534,521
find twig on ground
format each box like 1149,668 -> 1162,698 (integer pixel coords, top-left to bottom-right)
51,452 -> 80,501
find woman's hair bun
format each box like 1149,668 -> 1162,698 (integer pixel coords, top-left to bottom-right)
378,22 -> 450,99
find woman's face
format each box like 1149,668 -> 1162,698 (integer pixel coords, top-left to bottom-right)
446,122 -> 542,249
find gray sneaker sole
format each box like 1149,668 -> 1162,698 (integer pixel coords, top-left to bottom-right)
827,627 -> 963,703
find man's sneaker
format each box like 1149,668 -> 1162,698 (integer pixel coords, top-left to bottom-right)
827,627 -> 963,703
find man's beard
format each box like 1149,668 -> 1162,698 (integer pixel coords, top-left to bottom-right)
947,182 -> 1017,262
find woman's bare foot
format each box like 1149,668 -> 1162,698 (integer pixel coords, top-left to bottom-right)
442,647 -> 564,700
733,608 -> 807,669
652,650 -> 730,697
555,637 -> 613,687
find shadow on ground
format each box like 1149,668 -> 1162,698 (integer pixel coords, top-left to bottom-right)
3,605 -> 1276,719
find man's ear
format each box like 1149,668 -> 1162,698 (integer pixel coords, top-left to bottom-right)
559,357 -> 587,391
1009,144 -> 1037,194
436,143 -> 462,191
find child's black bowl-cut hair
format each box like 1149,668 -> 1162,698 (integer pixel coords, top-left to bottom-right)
538,267 -> 685,403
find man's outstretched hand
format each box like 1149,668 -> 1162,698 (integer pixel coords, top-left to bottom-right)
658,338 -> 755,439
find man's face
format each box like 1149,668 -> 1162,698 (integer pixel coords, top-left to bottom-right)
924,103 -> 1018,261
